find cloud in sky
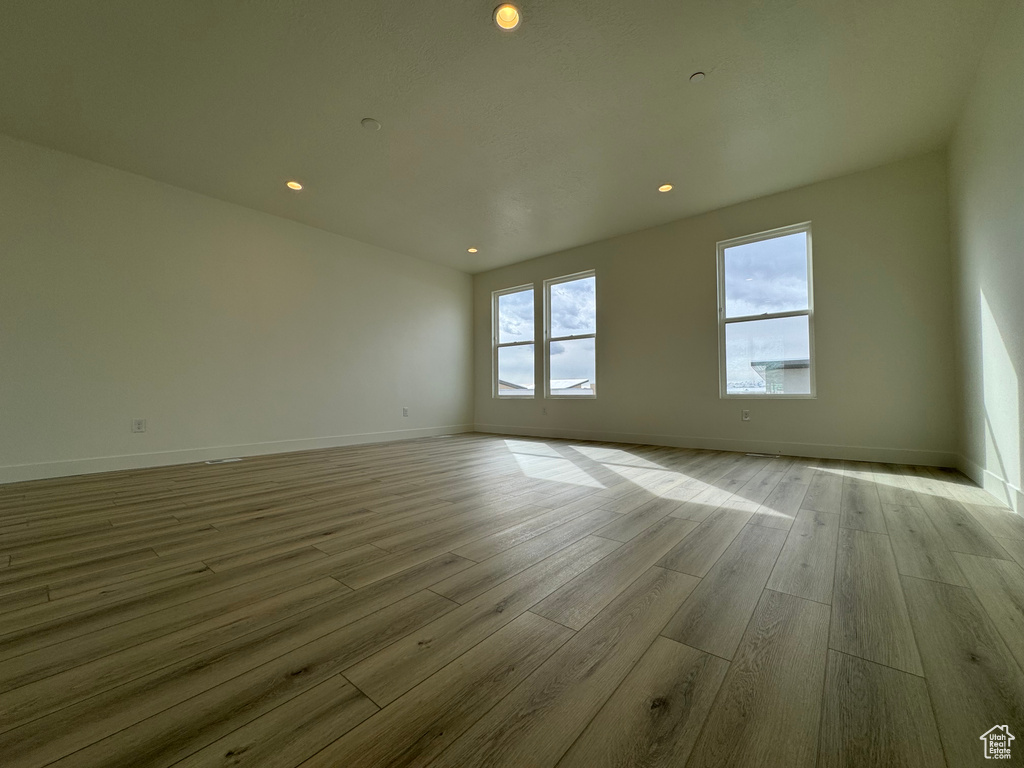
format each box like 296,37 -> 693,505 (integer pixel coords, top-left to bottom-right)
724,232 -> 808,318
550,277 -> 596,337
497,289 -> 533,344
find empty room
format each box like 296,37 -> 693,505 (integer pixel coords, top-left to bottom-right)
1,1 -> 1023,766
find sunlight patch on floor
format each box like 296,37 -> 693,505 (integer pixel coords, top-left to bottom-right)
601,463 -> 687,496
511,453 -> 605,488
571,445 -> 663,469
751,506 -> 794,521
502,440 -> 564,458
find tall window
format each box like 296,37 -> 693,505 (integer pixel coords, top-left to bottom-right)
545,271 -> 596,398
718,223 -> 815,397
493,285 -> 535,398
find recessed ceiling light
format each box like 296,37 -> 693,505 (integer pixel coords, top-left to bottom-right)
494,4 -> 522,30
467,248 -> 479,253
658,184 -> 673,192
286,181 -> 303,190
361,117 -> 382,131
690,72 -> 706,82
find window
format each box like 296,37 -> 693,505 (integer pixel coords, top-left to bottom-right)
492,272 -> 598,399
718,223 -> 815,397
545,271 -> 596,397
493,285 -> 535,397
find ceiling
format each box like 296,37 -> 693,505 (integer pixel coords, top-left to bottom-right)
0,0 -> 1004,273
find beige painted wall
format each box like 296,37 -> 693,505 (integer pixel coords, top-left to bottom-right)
0,135 -> 473,482
949,0 -> 1024,510
474,152 -> 958,465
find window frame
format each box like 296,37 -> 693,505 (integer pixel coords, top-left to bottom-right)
716,222 -> 816,400
492,283 -> 536,399
544,270 -> 597,400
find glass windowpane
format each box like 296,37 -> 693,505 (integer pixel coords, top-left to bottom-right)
550,337 -> 595,396
549,277 -> 596,338
498,344 -> 534,396
724,232 -> 808,318
498,290 -> 534,344
725,316 -> 810,395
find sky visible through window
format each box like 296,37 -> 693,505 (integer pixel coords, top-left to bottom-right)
549,276 -> 596,391
497,289 -> 534,391
498,290 -> 533,344
723,231 -> 811,393
724,232 -> 808,317
550,277 -> 596,337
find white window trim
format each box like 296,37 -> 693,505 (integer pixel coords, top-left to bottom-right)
717,222 -> 816,399
492,283 -> 535,399
544,270 -> 597,399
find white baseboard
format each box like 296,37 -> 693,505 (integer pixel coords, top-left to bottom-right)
0,424 -> 474,485
474,423 -> 959,468
957,454 -> 1023,512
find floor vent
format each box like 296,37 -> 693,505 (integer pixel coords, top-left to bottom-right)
205,457 -> 243,464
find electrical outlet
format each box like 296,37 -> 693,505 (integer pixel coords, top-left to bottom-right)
741,410 -> 750,422
402,407 -> 409,417
542,407 -> 547,416
132,418 -> 147,433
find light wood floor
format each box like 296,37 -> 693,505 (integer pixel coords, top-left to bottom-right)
2,434 -> 1023,768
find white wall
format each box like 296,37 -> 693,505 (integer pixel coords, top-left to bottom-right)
474,152 -> 958,466
0,135 -> 473,482
949,1 -> 1024,511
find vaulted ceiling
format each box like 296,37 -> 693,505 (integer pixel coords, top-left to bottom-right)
0,0 -> 1005,272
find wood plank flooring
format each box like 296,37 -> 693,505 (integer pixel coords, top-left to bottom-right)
1,433 -> 1022,767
